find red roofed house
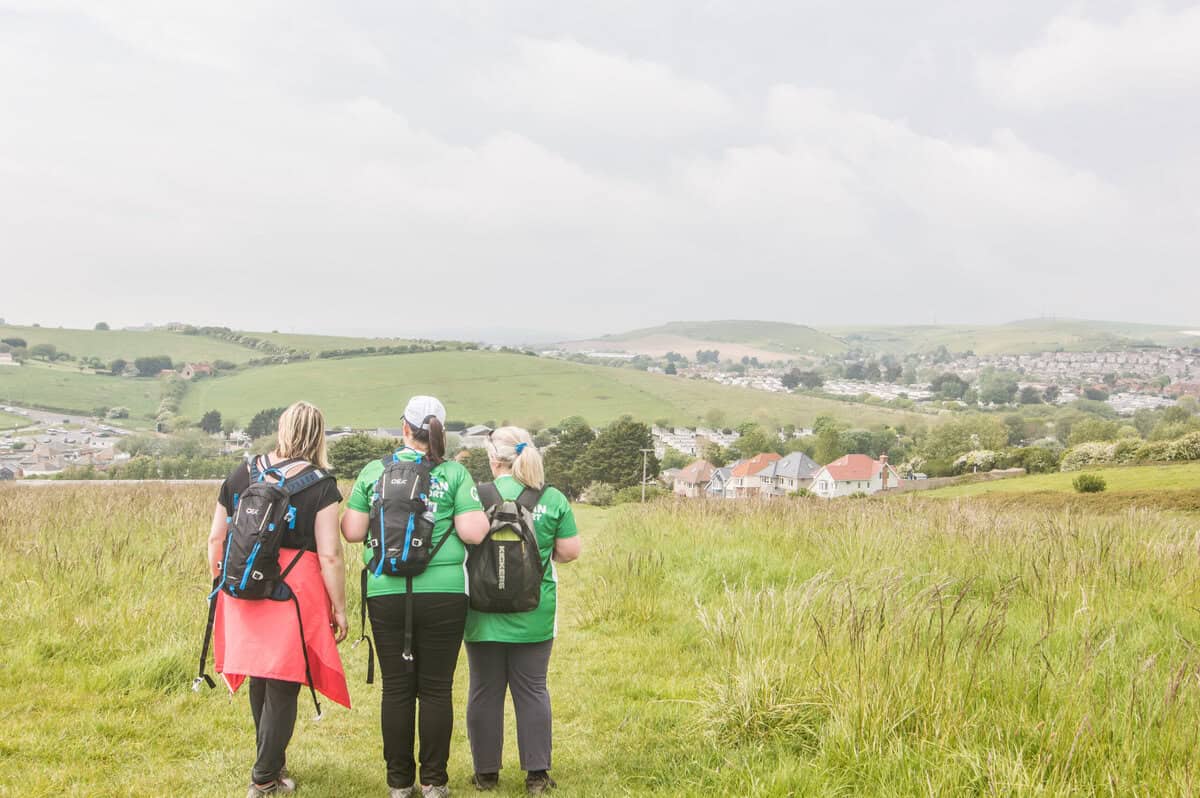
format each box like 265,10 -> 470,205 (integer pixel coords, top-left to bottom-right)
181,362 -> 215,380
674,460 -> 716,498
727,452 -> 782,498
812,454 -> 904,499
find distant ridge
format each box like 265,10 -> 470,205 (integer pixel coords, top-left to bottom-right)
562,320 -> 848,360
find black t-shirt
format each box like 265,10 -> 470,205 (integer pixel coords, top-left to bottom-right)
217,455 -> 343,553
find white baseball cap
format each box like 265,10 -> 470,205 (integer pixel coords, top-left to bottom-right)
404,395 -> 446,431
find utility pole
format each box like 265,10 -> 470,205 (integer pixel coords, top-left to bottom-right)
640,448 -> 655,502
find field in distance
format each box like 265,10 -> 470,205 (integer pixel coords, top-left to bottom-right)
4,486 -> 1198,795
922,461 -> 1200,498
564,318 -> 1200,359
823,317 -> 1200,355
180,350 -> 929,430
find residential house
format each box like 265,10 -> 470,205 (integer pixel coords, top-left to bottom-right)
0,352 -> 17,367
180,362 -> 214,380
726,452 -> 782,497
705,464 -> 737,499
759,452 -> 821,497
458,425 -> 494,449
674,460 -> 715,497
811,454 -> 904,499
0,465 -> 21,480
659,468 -> 682,489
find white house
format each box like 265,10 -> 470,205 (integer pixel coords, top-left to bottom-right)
811,454 -> 904,498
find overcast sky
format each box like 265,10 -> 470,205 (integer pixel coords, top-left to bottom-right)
1,1 -> 1197,340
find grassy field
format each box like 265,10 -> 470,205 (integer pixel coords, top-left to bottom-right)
0,324 -> 258,364
0,410 -> 32,430
924,462 -> 1200,498
180,350 -> 931,430
3,486 -> 1200,796
822,318 -> 1198,355
0,364 -> 161,419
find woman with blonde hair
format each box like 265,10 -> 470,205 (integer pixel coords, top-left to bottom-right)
202,400 -> 350,797
464,426 -> 581,795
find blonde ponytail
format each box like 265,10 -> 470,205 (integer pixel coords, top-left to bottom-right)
487,426 -> 544,490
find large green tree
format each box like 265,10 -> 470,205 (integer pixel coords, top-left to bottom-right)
246,407 -> 286,440
580,416 -> 658,490
199,409 -> 222,435
543,417 -> 596,499
328,433 -> 399,479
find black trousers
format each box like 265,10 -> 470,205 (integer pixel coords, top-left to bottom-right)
249,677 -> 301,785
368,592 -> 468,788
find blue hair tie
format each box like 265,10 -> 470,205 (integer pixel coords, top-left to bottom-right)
515,442 -> 528,455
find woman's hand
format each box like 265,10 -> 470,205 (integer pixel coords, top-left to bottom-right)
331,609 -> 349,643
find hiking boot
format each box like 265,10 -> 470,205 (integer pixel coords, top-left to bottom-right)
390,788 -> 415,798
246,780 -> 294,797
472,772 -> 499,791
525,771 -> 556,795
422,786 -> 450,798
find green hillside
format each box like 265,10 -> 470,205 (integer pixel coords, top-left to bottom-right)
0,363 -> 160,418
0,324 -> 256,364
823,318 -> 1198,355
922,462 -> 1200,498
180,350 -> 928,429
604,320 -> 849,356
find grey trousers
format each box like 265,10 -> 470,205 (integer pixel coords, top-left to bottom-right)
465,640 -> 555,773
248,677 -> 300,785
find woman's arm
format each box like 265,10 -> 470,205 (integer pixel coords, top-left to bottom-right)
207,504 -> 228,578
453,510 -> 489,545
340,508 -> 369,543
315,503 -> 348,643
553,535 -> 581,563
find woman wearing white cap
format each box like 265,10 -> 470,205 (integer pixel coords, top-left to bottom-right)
341,396 -> 489,798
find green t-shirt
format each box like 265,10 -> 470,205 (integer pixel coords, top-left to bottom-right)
464,475 -> 579,644
348,448 -> 482,596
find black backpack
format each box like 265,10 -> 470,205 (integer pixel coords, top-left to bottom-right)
356,451 -> 447,681
195,456 -> 332,718
466,483 -> 548,614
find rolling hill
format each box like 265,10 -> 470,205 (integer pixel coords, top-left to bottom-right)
561,320 -> 849,361
0,324 -> 258,364
822,318 -> 1199,355
179,350 -> 929,430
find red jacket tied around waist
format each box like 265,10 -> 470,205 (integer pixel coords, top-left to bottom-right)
213,548 -> 351,708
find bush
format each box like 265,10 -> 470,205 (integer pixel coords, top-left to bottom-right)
613,485 -> 668,504
1060,441 -> 1116,472
106,407 -> 129,420
582,482 -> 616,506
1072,473 -> 1107,493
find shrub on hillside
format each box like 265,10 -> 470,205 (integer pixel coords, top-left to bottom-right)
1072,473 -> 1107,493
952,450 -> 998,475
1167,431 -> 1200,462
1060,441 -> 1117,472
613,485 -> 668,504
582,482 -> 616,506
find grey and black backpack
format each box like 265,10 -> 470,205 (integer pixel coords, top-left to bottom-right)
356,451 -> 443,681
466,483 -> 548,614
196,456 -> 333,717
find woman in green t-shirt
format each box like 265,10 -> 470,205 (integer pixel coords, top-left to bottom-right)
340,396 -> 488,798
464,426 -> 581,795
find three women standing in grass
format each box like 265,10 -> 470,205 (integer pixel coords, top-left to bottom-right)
206,397 -> 580,797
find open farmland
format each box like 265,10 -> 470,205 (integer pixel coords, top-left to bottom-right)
180,350 -> 931,429
0,364 -> 160,419
3,485 -> 1200,796
0,324 -> 258,364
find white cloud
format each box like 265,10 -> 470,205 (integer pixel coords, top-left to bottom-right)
978,6 -> 1200,109
472,37 -> 736,137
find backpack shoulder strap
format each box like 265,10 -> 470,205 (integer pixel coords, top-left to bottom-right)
477,482 -> 502,511
516,486 -> 545,513
281,468 -> 332,497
